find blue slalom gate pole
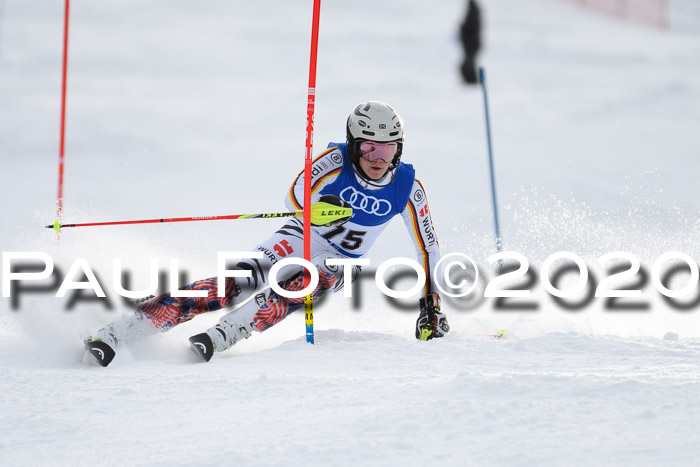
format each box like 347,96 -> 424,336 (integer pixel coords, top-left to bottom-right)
479,67 -> 503,256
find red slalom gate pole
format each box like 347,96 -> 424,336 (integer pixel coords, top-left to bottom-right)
303,0 -> 322,345
57,0 -> 70,240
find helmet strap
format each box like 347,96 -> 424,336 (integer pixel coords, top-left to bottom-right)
350,159 -> 399,188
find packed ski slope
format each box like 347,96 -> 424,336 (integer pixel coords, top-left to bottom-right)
1,0 -> 699,465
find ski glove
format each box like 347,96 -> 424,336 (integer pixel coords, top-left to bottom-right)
310,194 -> 353,227
416,292 -> 449,341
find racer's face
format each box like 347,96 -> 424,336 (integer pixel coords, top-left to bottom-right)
358,154 -> 391,180
357,141 -> 396,180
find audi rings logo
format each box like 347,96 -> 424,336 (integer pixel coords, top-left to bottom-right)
340,187 -> 392,216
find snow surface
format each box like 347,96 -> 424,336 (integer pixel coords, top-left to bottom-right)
1,0 -> 699,465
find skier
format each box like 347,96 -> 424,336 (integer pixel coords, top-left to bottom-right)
86,101 -> 449,366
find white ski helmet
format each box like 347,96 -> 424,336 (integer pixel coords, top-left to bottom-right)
346,101 -> 404,171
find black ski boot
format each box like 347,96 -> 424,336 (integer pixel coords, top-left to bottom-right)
189,333 -> 215,362
85,339 -> 116,367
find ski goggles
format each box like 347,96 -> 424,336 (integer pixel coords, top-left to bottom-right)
359,141 -> 398,163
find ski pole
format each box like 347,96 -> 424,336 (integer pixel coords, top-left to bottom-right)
45,201 -> 352,232
479,67 -> 503,257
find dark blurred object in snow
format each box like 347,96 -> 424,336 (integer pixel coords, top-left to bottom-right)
459,0 -> 482,85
